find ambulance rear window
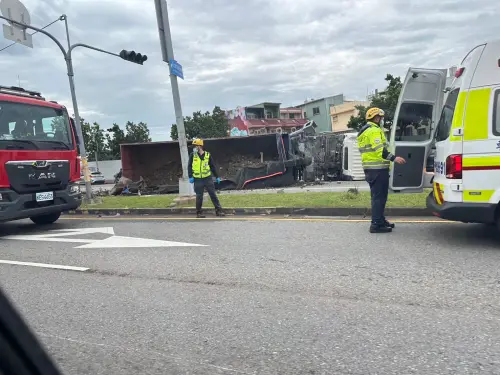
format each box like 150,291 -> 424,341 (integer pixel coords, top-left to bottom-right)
435,88 -> 460,142
394,103 -> 433,141
493,90 -> 500,136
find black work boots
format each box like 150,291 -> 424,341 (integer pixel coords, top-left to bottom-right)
370,225 -> 392,233
195,210 -> 225,218
384,220 -> 395,229
369,220 -> 395,233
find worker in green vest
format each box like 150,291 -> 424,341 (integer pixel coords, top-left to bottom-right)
357,107 -> 406,233
188,138 -> 225,218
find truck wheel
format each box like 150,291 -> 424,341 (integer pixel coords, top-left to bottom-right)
30,212 -> 61,225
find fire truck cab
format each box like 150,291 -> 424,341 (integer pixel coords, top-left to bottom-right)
0,86 -> 82,225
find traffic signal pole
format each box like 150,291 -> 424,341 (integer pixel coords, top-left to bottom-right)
0,13 -> 93,201
154,0 -> 192,196
0,13 -> 148,202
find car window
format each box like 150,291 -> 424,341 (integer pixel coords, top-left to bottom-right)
394,103 -> 433,141
493,90 -> 500,136
436,88 -> 460,142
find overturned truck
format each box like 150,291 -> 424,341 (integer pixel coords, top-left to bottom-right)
119,133 -> 308,194
289,122 -> 365,182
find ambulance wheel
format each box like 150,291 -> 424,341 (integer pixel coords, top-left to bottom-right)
30,212 -> 61,225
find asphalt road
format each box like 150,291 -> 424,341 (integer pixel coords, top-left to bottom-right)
0,216 -> 499,375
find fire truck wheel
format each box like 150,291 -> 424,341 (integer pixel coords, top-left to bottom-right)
30,212 -> 61,225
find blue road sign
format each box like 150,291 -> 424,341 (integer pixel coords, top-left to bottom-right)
169,59 -> 184,79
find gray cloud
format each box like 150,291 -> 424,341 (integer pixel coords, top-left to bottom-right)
0,0 -> 499,140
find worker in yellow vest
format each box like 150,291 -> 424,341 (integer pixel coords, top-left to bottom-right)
357,108 -> 406,233
188,138 -> 225,218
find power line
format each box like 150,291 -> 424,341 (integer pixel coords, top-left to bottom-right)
0,17 -> 61,53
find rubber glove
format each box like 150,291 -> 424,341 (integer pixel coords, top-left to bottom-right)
189,177 -> 194,184
216,177 -> 221,184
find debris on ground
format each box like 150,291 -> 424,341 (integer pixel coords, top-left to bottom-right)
109,176 -> 146,196
142,154 -> 274,186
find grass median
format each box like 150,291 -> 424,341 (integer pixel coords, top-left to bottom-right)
81,190 -> 429,210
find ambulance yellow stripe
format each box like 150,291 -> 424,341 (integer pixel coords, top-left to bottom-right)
449,91 -> 467,142
463,88 -> 491,141
463,156 -> 500,168
463,190 -> 494,203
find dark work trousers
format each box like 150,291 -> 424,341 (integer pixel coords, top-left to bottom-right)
364,169 -> 389,226
194,177 -> 222,213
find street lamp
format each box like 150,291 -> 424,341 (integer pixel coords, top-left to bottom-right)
0,3 -> 148,202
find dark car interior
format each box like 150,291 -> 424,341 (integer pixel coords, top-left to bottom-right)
0,286 -> 62,375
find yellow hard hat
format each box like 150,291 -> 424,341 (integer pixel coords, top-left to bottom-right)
365,107 -> 385,120
192,138 -> 204,146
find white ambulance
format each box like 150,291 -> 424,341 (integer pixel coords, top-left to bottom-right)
389,39 -> 500,227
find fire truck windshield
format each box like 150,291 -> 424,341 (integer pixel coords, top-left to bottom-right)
0,101 -> 73,150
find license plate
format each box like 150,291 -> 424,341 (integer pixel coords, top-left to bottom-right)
36,191 -> 54,202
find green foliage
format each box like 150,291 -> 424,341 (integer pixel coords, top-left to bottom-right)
171,106 -> 228,140
347,74 -> 403,131
124,121 -> 152,143
76,118 -> 152,161
105,124 -> 126,160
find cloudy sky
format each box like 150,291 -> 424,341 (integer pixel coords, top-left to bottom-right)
0,0 -> 498,140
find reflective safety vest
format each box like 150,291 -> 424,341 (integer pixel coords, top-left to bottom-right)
357,121 -> 390,170
192,152 -> 212,178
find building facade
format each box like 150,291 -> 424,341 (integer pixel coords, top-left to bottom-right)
280,107 -> 303,119
294,94 -> 344,132
330,100 -> 369,133
226,102 -> 308,137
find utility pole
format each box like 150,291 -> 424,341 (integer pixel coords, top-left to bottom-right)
154,0 -> 192,196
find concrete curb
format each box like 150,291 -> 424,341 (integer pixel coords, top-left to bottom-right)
64,207 -> 432,217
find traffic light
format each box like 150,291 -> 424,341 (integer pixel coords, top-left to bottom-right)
119,50 -> 148,65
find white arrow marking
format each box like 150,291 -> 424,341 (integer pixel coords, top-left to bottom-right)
2,227 -> 206,248
0,259 -> 89,272
2,236 -> 97,243
76,235 -> 206,248
50,227 -> 115,235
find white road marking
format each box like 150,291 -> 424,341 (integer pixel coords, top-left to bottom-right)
2,227 -> 207,248
3,236 -> 97,243
76,235 -> 207,248
51,227 -> 115,235
0,260 -> 89,272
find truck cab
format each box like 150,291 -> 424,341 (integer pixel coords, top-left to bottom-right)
389,39 -> 500,228
0,86 -> 82,224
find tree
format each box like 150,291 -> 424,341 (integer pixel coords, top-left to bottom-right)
171,106 -> 228,140
124,121 -> 152,143
79,119 -> 111,161
347,74 -> 403,131
106,123 -> 126,160
76,117 -> 152,161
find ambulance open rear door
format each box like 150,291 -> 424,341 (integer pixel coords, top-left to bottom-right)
389,68 -> 447,193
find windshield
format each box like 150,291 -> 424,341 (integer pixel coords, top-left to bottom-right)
0,100 -> 73,150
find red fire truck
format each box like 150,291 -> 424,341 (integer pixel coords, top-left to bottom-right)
0,86 -> 82,225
